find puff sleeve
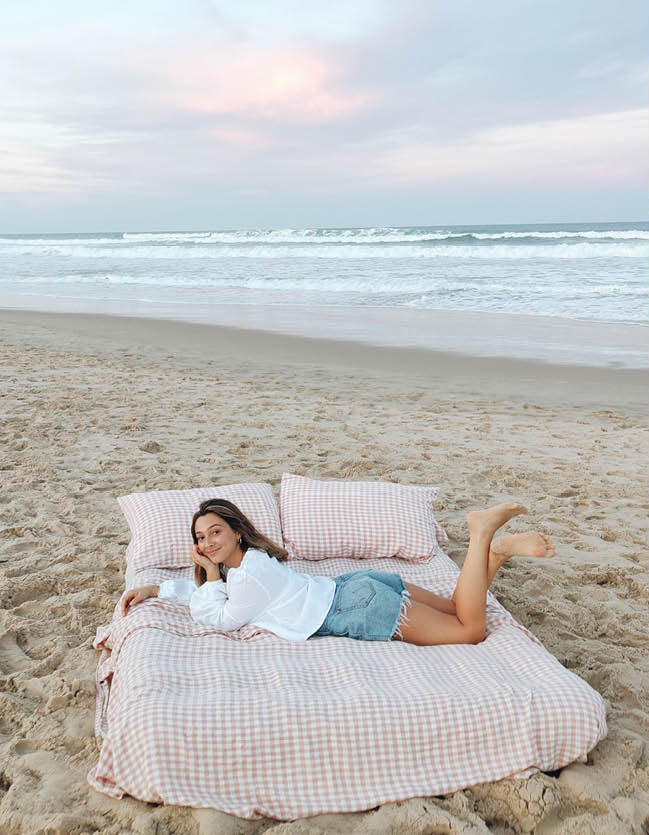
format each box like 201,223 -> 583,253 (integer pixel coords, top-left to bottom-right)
158,574 -> 270,633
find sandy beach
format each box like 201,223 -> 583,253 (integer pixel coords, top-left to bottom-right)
1,307 -> 648,834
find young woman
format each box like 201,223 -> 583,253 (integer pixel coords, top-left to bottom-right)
121,498 -> 555,645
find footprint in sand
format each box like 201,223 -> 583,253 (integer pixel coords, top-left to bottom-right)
0,631 -> 32,675
0,770 -> 11,803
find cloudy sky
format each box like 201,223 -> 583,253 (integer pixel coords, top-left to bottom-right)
1,0 -> 647,232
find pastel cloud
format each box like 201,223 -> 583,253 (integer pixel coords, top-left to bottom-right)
363,109 -> 649,189
0,36 -> 374,193
176,48 -> 372,123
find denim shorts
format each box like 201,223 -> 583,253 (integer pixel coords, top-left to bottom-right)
312,570 -> 412,642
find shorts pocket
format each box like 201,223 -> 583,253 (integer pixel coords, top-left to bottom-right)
335,578 -> 376,613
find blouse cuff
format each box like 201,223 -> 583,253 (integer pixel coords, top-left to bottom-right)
193,579 -> 228,601
158,578 -> 197,606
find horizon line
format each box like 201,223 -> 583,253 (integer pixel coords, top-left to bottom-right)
1,219 -> 647,236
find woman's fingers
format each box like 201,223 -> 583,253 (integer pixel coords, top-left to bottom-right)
191,545 -> 211,568
121,590 -> 136,616
122,587 -> 150,616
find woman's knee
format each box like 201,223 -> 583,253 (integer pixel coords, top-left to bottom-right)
394,600 -> 486,646
463,623 -> 486,644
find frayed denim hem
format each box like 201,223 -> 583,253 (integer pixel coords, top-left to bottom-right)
391,586 -> 412,641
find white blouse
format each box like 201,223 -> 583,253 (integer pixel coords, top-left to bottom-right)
158,548 -> 336,642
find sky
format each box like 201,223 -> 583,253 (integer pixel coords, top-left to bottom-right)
1,0 -> 647,232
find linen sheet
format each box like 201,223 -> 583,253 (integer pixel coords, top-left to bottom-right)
88,547 -> 607,820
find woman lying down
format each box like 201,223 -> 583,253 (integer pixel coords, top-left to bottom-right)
122,499 -> 555,645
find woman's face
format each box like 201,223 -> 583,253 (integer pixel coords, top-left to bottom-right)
194,513 -> 242,566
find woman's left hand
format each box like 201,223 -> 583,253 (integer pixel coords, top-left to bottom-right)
191,544 -> 221,582
121,585 -> 159,616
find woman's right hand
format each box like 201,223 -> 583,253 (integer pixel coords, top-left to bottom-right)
191,544 -> 222,583
121,585 -> 160,616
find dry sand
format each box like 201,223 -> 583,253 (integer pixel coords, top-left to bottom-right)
1,308 -> 648,834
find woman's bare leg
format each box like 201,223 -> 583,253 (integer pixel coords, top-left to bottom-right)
406,530 -> 556,615
394,503 -> 527,646
403,585 -> 457,614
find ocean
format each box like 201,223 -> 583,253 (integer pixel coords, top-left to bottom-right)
1,221 -> 647,366
1,221 -> 646,323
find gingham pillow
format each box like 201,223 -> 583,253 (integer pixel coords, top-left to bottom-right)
279,473 -> 448,562
118,483 -> 283,572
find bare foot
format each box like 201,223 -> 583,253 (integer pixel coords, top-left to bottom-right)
489,532 -> 555,577
491,531 -> 555,560
467,503 -> 528,538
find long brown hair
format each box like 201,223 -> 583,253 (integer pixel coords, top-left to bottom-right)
191,498 -> 288,586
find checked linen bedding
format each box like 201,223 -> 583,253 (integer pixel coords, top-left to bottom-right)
88,547 -> 607,820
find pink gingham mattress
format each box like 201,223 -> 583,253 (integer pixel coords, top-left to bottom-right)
88,548 -> 607,820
